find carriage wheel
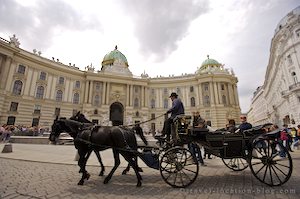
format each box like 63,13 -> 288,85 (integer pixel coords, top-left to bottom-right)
249,138 -> 293,186
222,157 -> 248,171
159,147 -> 199,188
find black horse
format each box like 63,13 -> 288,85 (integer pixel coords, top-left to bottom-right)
50,115 -> 144,187
70,112 -> 148,175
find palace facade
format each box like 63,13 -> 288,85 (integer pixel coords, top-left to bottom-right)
0,36 -> 241,132
248,6 -> 300,127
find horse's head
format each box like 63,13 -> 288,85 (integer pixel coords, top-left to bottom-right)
70,111 -> 92,123
49,117 -> 67,144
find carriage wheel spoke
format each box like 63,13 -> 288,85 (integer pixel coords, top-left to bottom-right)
269,164 -> 273,185
254,163 -> 266,176
275,163 -> 290,169
272,164 -> 288,177
262,165 -> 269,181
183,167 -> 198,174
270,164 -> 283,184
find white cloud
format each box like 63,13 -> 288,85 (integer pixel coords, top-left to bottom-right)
0,0 -> 299,113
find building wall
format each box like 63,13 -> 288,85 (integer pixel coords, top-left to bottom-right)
248,6 -> 300,127
0,38 -> 241,132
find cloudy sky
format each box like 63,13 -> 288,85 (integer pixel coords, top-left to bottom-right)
0,0 -> 299,113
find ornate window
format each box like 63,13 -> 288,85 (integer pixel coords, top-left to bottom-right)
222,95 -> 227,105
73,93 -> 79,104
204,83 -> 209,91
75,81 -> 80,88
58,77 -> 64,85
94,109 -> 98,115
56,90 -> 63,102
10,102 -> 18,112
95,82 -> 100,90
7,116 -> 16,125
134,98 -> 139,108
94,95 -> 100,106
204,95 -> 210,106
221,84 -> 225,90
36,86 -> 44,99
190,86 -> 194,92
13,80 -> 23,95
191,97 -> 195,107
163,99 -> 168,109
33,105 -> 41,114
40,72 -> 46,80
17,64 -> 25,74
150,99 -> 155,109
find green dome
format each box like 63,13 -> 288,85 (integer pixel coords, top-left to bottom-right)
201,56 -> 221,67
102,46 -> 128,67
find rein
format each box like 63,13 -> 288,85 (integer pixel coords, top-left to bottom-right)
121,113 -> 166,128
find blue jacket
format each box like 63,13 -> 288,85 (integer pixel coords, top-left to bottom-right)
167,98 -> 185,119
239,122 -> 252,131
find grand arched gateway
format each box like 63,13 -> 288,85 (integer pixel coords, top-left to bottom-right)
110,102 -> 124,126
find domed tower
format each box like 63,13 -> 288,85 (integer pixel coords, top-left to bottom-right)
197,55 -> 224,73
100,46 -> 132,76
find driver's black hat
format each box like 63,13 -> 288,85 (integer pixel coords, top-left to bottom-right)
169,92 -> 178,98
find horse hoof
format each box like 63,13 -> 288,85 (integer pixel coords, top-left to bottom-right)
99,171 -> 104,176
103,178 -> 110,184
122,170 -> 128,175
85,173 -> 90,180
138,167 -> 143,172
78,181 -> 84,185
137,181 -> 142,187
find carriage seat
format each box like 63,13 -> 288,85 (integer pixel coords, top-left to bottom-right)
172,115 -> 192,135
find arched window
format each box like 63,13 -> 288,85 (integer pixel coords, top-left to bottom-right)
75,81 -> 80,88
94,95 -> 100,106
73,93 -> 79,104
163,99 -> 168,109
94,109 -> 98,115
222,95 -> 227,105
134,98 -> 139,108
191,97 -> 195,107
204,95 -> 210,106
13,80 -> 23,95
56,90 -> 63,102
36,86 -> 44,99
150,99 -> 155,109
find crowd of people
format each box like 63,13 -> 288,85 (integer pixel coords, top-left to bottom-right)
0,124 -> 48,142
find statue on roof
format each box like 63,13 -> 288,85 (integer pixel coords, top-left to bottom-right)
9,34 -> 20,47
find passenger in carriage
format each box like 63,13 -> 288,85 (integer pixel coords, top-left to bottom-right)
226,119 -> 237,133
238,115 -> 252,132
160,92 -> 185,141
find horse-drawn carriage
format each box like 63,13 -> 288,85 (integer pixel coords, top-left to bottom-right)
140,115 -> 293,188
50,113 -> 293,188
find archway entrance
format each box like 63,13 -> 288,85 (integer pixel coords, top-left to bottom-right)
110,102 -> 124,126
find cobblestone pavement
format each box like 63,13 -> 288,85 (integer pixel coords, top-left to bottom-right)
0,149 -> 300,198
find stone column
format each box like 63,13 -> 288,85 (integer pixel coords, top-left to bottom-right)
106,82 -> 110,105
102,82 -> 106,105
126,84 -> 130,106
84,81 -> 89,103
141,86 -> 145,107
130,85 -> 133,106
209,82 -> 215,104
214,82 -> 219,104
198,84 -> 203,106
2,57 -> 12,90
88,81 -> 93,104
